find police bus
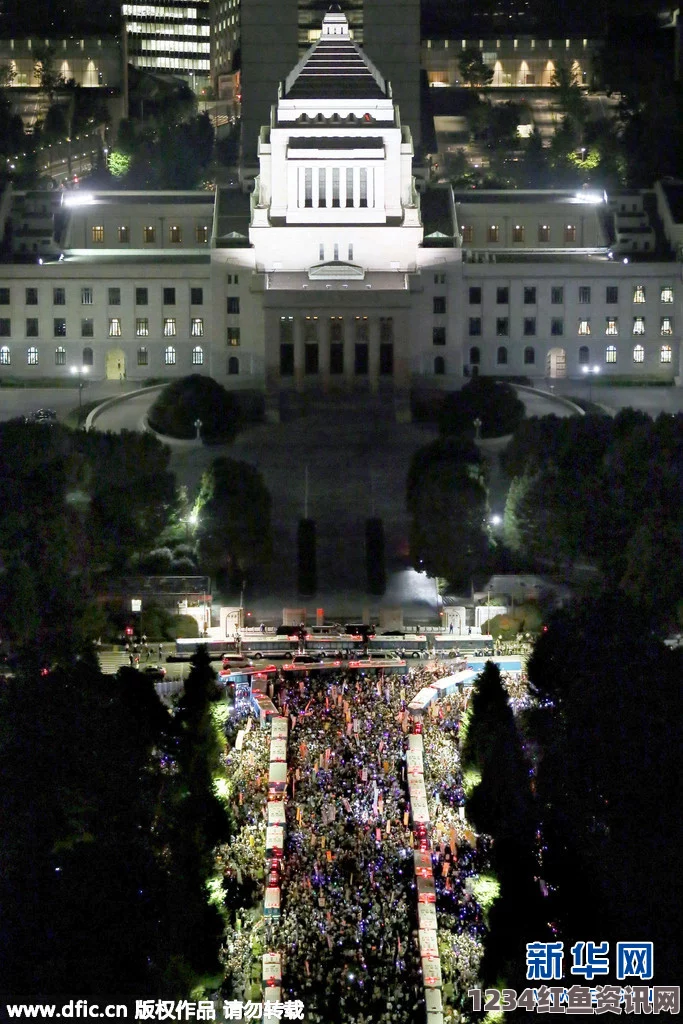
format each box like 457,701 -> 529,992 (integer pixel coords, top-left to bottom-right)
240,634 -> 299,660
173,636 -> 240,660
303,633 -> 364,658
368,634 -> 429,658
432,634 -> 494,658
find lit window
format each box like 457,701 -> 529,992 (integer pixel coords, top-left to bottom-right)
578,286 -> 591,303
109,318 -> 122,337
578,345 -> 590,365
0,345 -> 10,364
81,287 -> 93,305
192,345 -> 204,365
169,225 -> 182,244
538,224 -> 550,242
27,346 -> 39,365
143,225 -> 156,244
660,345 -> 672,363
81,318 -> 93,337
660,285 -> 674,304
196,225 -> 209,243
487,224 -> 499,243
191,317 -> 204,336
660,317 -> 673,336
163,318 -> 176,337
53,318 -> 66,337
461,225 -> 473,243
91,225 -> 104,243
512,224 -> 525,243
633,344 -> 644,363
164,346 -> 176,365
632,317 -> 645,335
605,318 -> 618,335
118,225 -> 129,243
137,347 -> 148,366
227,327 -> 240,346
136,318 -> 149,337
633,284 -> 645,303
578,319 -> 591,335
605,345 -> 617,363
564,224 -> 576,243
54,346 -> 66,366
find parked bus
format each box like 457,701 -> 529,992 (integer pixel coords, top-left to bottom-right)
304,633 -> 364,657
432,634 -> 494,657
173,637 -> 240,660
241,635 -> 298,660
368,634 -> 429,658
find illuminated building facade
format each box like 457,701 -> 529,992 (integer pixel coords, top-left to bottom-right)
122,0 -> 210,83
0,10 -> 680,392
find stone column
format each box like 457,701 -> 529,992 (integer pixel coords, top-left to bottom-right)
297,166 -> 306,208
325,165 -> 333,208
353,166 -> 361,208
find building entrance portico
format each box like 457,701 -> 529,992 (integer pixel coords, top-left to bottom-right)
546,347 -> 567,378
268,308 -> 408,393
105,347 -> 126,380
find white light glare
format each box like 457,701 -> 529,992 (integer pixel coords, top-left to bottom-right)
574,191 -> 603,204
62,193 -> 95,207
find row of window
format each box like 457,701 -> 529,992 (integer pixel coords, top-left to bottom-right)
0,317 -> 207,338
466,285 -> 675,306
278,316 -> 394,344
87,224 -> 209,245
466,316 -> 674,337
279,342 -> 394,377
462,224 -> 578,244
0,286 -> 205,307
468,345 -> 673,366
0,345 -> 241,369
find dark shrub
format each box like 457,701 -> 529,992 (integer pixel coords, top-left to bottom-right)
438,377 -> 525,438
148,375 -> 240,442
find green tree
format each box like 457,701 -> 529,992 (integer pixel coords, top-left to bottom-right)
526,596 -> 682,984
407,437 -> 489,587
33,43 -> 62,101
551,60 -> 588,124
458,47 -> 494,87
196,457 -> 272,587
438,378 -> 525,439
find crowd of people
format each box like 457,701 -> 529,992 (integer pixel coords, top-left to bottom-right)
212,658 -> 532,1020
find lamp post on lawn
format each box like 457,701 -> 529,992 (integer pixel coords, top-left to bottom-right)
70,364 -> 89,411
581,364 -> 601,403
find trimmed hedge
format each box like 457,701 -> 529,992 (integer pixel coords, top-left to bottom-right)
148,375 -> 240,442
438,377 -> 525,439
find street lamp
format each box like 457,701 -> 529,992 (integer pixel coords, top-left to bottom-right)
70,364 -> 89,410
581,364 -> 600,403
473,416 -> 482,441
